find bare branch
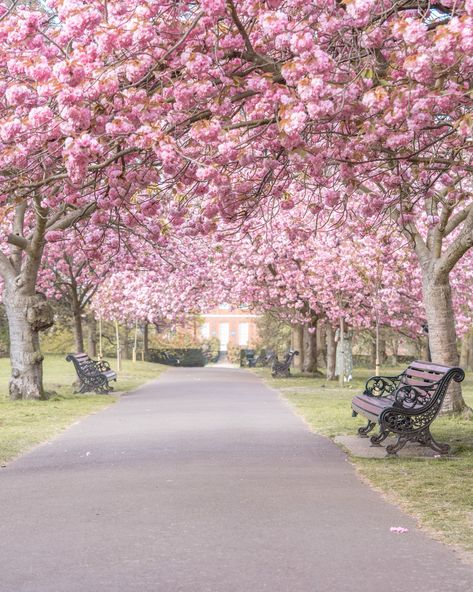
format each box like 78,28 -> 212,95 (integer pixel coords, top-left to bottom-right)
7,233 -> 29,250
437,208 -> 473,278
443,203 -> 473,236
48,202 -> 97,232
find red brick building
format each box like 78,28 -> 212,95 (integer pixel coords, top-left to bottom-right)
199,305 -> 260,351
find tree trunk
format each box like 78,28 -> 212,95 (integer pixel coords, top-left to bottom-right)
4,287 -> 53,400
303,320 -> 318,373
143,323 -> 149,360
420,338 -> 431,361
72,307 -> 84,353
87,314 -> 97,358
391,335 -> 399,367
369,339 -> 376,369
317,321 -> 326,367
422,274 -> 465,413
291,324 -> 303,371
326,324 -> 336,380
123,325 -> 130,360
379,336 -> 387,364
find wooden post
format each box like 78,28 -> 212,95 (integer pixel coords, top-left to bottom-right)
115,320 -> 121,372
339,317 -> 345,388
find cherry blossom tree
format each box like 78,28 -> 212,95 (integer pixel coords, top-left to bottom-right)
38,231 -> 115,353
2,0 -> 473,410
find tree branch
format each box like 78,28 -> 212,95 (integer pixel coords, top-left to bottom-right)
48,202 -> 97,232
7,233 -> 29,250
443,203 -> 473,236
437,208 -> 473,278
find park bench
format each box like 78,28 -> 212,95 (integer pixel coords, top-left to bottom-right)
351,360 -> 464,456
271,350 -> 299,378
66,353 -> 117,394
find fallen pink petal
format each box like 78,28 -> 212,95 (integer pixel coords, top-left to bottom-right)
390,527 -> 409,534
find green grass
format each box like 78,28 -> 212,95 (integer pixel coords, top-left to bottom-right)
255,367 -> 473,557
0,355 -> 165,465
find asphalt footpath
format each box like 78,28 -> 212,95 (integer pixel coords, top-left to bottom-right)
1,367 -> 472,592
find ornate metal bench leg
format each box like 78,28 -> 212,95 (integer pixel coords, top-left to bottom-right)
370,429 -> 389,447
416,429 -> 450,455
386,435 -> 409,456
78,381 -> 90,394
358,420 -> 376,438
95,379 -> 110,394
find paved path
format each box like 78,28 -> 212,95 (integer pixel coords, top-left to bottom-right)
1,367 -> 473,592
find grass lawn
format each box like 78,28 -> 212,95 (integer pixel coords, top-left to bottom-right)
255,366 -> 473,557
0,355 -> 165,465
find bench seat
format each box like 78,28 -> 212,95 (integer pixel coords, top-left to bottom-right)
351,394 -> 394,422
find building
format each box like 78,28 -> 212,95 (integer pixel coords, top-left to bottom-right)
199,305 -> 260,352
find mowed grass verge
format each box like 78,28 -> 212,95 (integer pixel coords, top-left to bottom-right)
0,355 -> 165,465
255,367 -> 473,556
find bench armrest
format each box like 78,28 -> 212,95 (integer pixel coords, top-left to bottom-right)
95,360 -> 111,372
393,383 -> 435,410
364,375 -> 402,398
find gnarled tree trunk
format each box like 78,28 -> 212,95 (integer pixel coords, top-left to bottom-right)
4,287 -> 53,400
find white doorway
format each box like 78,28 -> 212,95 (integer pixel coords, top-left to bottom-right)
219,323 -> 230,351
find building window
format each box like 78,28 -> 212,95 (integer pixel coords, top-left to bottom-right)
238,323 -> 249,346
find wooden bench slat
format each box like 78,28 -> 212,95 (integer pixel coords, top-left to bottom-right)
409,362 -> 452,374
403,368 -> 438,380
403,380 -> 442,390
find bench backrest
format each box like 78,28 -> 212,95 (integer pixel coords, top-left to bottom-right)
397,360 -> 464,409
66,353 -> 98,374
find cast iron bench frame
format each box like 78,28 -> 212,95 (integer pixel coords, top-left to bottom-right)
66,353 -> 117,394
271,350 -> 299,378
351,360 -> 464,456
